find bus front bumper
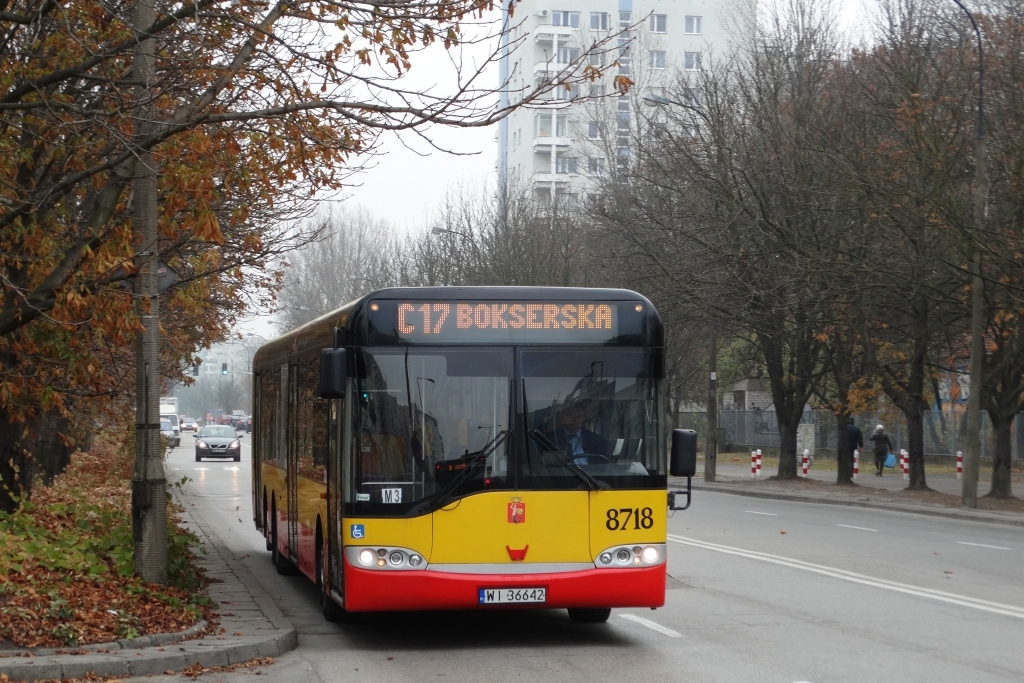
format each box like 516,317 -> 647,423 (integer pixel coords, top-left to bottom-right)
343,558 -> 666,612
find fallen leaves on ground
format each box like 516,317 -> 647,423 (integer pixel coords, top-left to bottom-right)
181,656 -> 275,679
0,439 -> 214,649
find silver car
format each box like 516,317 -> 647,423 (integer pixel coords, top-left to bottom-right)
195,424 -> 242,462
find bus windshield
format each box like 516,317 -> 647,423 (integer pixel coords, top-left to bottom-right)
521,349 -> 665,490
350,346 -> 664,516
352,348 -> 513,515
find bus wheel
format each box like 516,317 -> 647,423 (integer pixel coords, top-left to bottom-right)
270,501 -> 294,575
568,608 -> 611,624
317,529 -> 345,622
263,494 -> 271,551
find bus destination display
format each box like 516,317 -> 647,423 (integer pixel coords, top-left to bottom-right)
368,300 -> 631,343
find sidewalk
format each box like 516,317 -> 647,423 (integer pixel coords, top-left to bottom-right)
0,493 -> 296,682
680,461 -> 1024,528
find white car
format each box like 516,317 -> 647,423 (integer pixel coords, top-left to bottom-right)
160,420 -> 176,448
181,417 -> 198,432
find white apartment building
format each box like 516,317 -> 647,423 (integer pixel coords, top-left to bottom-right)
497,0 -> 739,201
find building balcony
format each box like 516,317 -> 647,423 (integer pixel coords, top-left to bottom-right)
533,26 -> 575,42
534,60 -> 571,78
532,172 -> 575,186
532,135 -> 573,150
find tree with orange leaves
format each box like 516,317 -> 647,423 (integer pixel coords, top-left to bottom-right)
0,0 -> 620,512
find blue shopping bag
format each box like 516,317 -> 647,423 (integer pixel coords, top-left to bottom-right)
884,452 -> 896,468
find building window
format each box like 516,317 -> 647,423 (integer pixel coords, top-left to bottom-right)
684,52 -> 703,71
685,16 -> 702,34
590,12 -> 608,31
556,156 -> 578,174
616,111 -> 630,131
536,113 -> 552,137
552,11 -> 580,29
649,50 -> 666,69
587,121 -> 600,139
555,114 -> 568,136
587,157 -> 606,174
618,96 -> 630,112
557,46 -> 581,63
619,11 -> 631,28
682,87 -> 701,106
589,51 -> 605,67
589,83 -> 605,97
649,14 -> 667,33
555,83 -> 578,101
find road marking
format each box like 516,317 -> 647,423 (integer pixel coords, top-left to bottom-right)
224,466 -> 239,471
837,524 -> 878,532
668,534 -> 1024,620
618,613 -> 681,637
194,467 -> 208,471
957,541 -> 1011,551
745,511 -> 778,516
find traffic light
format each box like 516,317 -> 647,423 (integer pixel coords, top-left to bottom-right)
221,363 -> 228,375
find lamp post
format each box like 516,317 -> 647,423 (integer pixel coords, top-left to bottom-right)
643,92 -> 719,481
950,0 -> 986,508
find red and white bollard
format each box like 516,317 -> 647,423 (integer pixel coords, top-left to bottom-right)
751,450 -> 756,479
853,449 -> 860,480
801,449 -> 809,477
901,450 -> 909,480
756,449 -> 762,479
957,450 -> 963,480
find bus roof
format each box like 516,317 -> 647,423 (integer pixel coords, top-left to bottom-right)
253,286 -> 662,369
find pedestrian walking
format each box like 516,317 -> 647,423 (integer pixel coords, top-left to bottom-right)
869,424 -> 893,476
847,416 -> 863,469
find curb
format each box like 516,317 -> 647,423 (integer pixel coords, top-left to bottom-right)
0,621 -> 208,658
0,496 -> 297,683
688,480 -> 1024,528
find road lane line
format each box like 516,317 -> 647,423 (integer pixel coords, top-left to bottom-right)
668,534 -> 1024,620
837,524 -> 878,532
619,614 -> 681,637
957,541 -> 1011,550
745,511 -> 778,516
194,467 -> 208,471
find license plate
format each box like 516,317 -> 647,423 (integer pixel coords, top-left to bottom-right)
478,587 -> 546,605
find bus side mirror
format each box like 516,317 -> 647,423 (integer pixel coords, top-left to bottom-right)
319,348 -> 347,399
670,429 -> 697,477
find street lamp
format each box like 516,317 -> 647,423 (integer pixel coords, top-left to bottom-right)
430,227 -> 472,239
950,0 -> 986,508
643,91 -> 719,482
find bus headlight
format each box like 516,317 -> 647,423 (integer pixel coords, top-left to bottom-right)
347,546 -> 428,571
595,544 -> 666,569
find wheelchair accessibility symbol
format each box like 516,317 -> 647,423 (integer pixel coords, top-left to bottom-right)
350,524 -> 365,539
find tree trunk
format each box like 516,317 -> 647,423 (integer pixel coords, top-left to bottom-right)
777,414 -> 799,479
0,412 -> 29,512
906,409 -> 927,489
987,417 -> 1013,498
836,410 -> 853,484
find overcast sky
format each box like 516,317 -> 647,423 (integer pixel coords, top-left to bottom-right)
238,0 -> 874,339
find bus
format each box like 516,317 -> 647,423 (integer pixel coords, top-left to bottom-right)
251,287 -> 695,623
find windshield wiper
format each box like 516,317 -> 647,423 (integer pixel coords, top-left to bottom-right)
407,429 -> 511,516
526,429 -> 603,491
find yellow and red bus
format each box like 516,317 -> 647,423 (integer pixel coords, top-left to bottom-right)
252,287 -> 695,622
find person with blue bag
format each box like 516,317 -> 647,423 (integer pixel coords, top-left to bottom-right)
869,424 -> 894,477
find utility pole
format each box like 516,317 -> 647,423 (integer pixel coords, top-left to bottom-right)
952,0 -> 987,509
705,331 -> 718,482
132,0 -> 167,583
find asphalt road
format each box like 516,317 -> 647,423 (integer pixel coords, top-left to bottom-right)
148,437 -> 1024,683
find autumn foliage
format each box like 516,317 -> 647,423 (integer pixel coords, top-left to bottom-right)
0,437 -> 211,648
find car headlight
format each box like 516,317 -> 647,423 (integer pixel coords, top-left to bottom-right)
229,440 -> 240,448
358,549 -> 374,566
196,440 -> 208,449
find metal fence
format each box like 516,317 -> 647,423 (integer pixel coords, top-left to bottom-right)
677,410 -> 1023,460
